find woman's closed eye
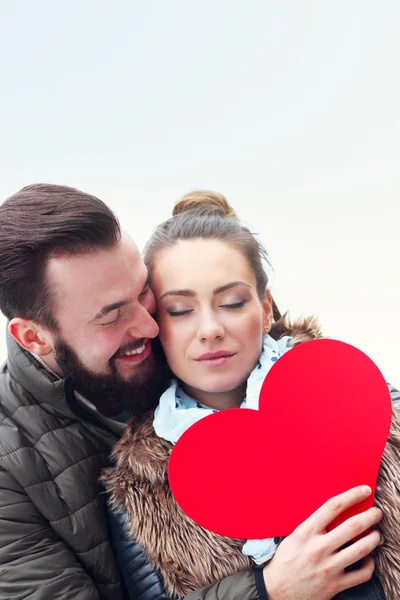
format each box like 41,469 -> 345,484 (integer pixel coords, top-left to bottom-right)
166,299 -> 248,316
219,300 -> 247,309
167,308 -> 194,317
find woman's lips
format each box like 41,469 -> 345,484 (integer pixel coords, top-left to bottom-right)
194,351 -> 236,367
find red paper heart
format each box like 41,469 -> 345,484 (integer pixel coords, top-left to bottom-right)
168,339 -> 392,539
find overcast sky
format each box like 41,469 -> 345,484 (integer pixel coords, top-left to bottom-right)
0,0 -> 399,385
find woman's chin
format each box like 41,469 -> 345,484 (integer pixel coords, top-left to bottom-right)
191,379 -> 247,398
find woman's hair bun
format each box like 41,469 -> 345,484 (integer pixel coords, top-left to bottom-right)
172,190 -> 238,219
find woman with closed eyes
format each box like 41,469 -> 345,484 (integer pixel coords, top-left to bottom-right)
102,191 -> 400,600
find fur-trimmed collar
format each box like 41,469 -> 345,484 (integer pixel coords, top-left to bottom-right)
103,316 -> 400,599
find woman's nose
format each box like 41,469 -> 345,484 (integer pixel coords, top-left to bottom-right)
197,313 -> 225,342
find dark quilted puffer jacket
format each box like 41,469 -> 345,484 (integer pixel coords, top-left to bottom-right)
0,333 -> 127,600
108,508 -> 387,600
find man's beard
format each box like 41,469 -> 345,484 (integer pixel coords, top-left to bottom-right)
54,336 -> 170,417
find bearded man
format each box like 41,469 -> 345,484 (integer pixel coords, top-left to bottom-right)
0,184 -> 170,599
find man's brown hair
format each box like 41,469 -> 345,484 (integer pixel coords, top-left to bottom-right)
0,183 -> 121,328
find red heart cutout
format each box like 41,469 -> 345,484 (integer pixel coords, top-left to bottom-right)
168,339 -> 392,539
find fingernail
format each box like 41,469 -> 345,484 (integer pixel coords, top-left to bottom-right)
361,485 -> 372,495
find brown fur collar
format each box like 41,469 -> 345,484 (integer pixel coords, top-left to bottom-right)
102,316 -> 400,599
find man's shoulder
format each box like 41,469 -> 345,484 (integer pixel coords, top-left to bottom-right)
0,358 -> 63,455
0,360 -> 16,419
0,362 -> 33,454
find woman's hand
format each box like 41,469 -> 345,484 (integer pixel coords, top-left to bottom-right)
262,485 -> 382,600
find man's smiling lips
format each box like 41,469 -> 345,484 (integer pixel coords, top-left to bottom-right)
116,338 -> 151,363
194,350 -> 236,367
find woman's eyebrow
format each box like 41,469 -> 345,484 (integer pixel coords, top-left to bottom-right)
213,281 -> 250,295
159,289 -> 195,300
159,281 -> 250,301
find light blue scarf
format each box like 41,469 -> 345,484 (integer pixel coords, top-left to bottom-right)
153,334 -> 292,565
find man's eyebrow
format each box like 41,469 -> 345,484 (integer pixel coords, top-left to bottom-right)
93,299 -> 131,320
92,274 -> 150,321
159,281 -> 250,301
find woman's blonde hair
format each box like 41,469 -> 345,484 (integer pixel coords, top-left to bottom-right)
173,190 -> 238,219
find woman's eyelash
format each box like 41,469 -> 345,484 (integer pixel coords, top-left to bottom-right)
220,300 -> 247,309
167,301 -> 247,316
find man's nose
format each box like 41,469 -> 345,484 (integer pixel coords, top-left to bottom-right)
126,304 -> 159,340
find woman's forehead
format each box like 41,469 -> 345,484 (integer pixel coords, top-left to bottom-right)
152,239 -> 256,292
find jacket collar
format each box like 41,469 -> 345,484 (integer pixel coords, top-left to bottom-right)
5,330 -> 127,438
5,329 -> 75,418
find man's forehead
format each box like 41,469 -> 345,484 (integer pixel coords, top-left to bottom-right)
46,236 -> 147,313
47,235 -> 139,277
119,230 -> 140,254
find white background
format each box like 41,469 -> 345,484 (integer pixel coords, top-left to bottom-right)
0,1 -> 399,385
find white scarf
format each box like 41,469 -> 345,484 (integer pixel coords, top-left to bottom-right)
153,334 -> 292,565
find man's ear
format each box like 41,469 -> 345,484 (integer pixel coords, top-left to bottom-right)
8,318 -> 54,356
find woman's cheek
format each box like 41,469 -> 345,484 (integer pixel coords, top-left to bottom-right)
158,318 -> 177,355
159,320 -> 189,368
239,312 -> 264,348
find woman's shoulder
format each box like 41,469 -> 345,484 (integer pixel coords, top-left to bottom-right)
270,314 -> 323,346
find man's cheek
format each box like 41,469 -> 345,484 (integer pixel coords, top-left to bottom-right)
84,335 -> 120,367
